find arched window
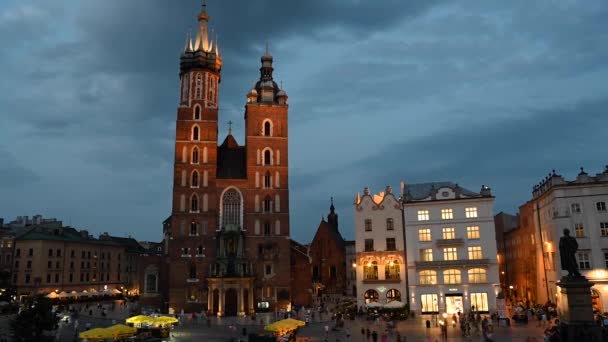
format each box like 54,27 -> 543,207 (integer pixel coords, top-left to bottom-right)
419,270 -> 437,285
191,171 -> 199,187
364,289 -> 379,304
264,120 -> 272,136
264,171 -> 271,188
443,269 -> 462,284
192,126 -> 199,141
190,221 -> 197,236
363,261 -> 378,280
263,197 -> 272,213
194,105 -> 201,120
468,268 -> 487,283
221,189 -> 241,229
192,147 -> 199,164
191,194 -> 199,212
264,149 -> 272,165
385,260 -> 400,280
387,289 -> 401,303
195,73 -> 202,99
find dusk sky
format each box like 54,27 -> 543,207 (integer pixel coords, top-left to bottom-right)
1,0 -> 607,243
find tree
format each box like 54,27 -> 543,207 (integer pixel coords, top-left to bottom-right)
10,296 -> 58,342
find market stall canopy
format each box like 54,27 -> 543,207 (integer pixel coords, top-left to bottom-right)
46,292 -> 59,299
126,315 -> 154,324
79,327 -> 111,339
106,324 -> 137,338
366,302 -> 384,308
384,300 -> 406,309
152,316 -> 179,325
112,288 -> 122,294
264,318 -> 306,332
58,291 -> 68,298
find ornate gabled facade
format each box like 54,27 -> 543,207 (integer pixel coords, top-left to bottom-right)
354,186 -> 407,309
166,4 -> 291,316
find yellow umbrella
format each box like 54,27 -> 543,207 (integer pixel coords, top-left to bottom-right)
106,324 -> 137,337
46,292 -> 58,299
152,316 -> 179,325
79,327 -> 111,339
126,315 -> 154,324
264,318 -> 306,332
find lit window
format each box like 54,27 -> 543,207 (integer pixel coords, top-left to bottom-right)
571,203 -> 581,213
420,293 -> 438,313
441,209 -> 453,220
468,268 -> 487,283
468,246 -> 483,260
604,252 -> 608,268
363,261 -> 378,280
420,249 -> 433,262
600,222 -> 608,237
364,239 -> 374,252
364,219 -> 372,232
577,251 -> 591,270
574,223 -> 585,238
443,247 -> 458,261
418,228 -> 431,242
465,207 -> 478,218
470,293 -> 489,312
443,269 -> 461,284
386,218 -> 394,231
467,226 -> 480,239
597,202 -> 607,212
385,260 -> 400,280
418,210 -> 430,221
419,271 -> 437,285
442,227 -> 455,240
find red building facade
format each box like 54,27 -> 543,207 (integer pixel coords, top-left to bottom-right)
166,4 -> 291,315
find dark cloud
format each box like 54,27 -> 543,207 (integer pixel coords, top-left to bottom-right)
0,0 -> 607,243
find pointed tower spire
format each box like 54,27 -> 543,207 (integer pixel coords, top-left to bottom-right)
195,0 -> 210,52
327,197 -> 338,228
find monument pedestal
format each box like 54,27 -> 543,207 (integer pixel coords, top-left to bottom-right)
557,277 -> 603,341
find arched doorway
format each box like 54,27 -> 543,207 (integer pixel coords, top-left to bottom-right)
225,288 -> 238,316
364,289 -> 379,304
212,289 -> 219,314
387,289 -> 401,303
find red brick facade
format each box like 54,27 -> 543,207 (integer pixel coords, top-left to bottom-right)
165,6 -> 291,314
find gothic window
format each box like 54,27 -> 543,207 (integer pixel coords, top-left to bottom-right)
222,189 -> 241,228
264,222 -> 271,236
145,273 -> 157,293
192,126 -> 199,141
263,197 -> 272,213
264,149 -> 272,165
190,222 -> 197,236
192,147 -> 199,164
191,171 -> 199,187
264,120 -> 272,136
194,105 -> 201,120
191,194 -> 199,212
195,73 -> 202,99
264,172 -> 271,188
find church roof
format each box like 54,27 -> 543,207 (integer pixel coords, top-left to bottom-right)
312,220 -> 345,250
217,134 -> 246,179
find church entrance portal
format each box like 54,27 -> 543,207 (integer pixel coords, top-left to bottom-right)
225,288 -> 238,316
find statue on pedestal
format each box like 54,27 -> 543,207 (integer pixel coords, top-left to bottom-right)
559,228 -> 581,278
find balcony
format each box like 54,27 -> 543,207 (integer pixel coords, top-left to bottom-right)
414,258 -> 490,268
181,254 -> 191,258
435,238 -> 464,247
186,278 -> 199,283
195,254 -> 205,258
362,278 -> 401,284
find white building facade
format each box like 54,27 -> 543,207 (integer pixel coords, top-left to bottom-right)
345,241 -> 357,298
527,166 -> 608,311
354,186 -> 407,309
404,182 -> 499,316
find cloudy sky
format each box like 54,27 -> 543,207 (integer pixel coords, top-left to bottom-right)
1,0 -> 607,243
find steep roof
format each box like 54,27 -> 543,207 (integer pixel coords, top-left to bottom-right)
217,134 -> 246,179
404,181 -> 481,201
312,220 -> 345,250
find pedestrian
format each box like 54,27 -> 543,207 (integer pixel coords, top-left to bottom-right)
371,330 -> 378,342
381,332 -> 387,342
366,328 -> 371,341
345,327 -> 350,341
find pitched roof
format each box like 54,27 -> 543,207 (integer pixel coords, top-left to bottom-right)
405,181 -> 480,201
217,134 -> 246,179
312,220 -> 345,250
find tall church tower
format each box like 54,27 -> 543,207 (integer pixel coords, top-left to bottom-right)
166,3 -> 291,315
